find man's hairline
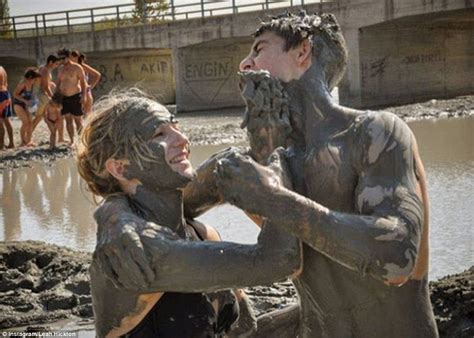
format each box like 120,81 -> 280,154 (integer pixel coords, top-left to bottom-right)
254,30 -> 310,52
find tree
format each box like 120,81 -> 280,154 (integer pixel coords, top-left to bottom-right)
133,0 -> 169,23
0,0 -> 12,37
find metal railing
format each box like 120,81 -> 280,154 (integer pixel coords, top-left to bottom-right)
0,0 -> 328,39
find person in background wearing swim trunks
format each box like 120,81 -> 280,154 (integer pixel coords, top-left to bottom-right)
71,50 -> 101,116
13,68 -> 41,147
0,66 -> 14,150
56,47 -> 87,145
31,54 -> 60,133
44,92 -> 63,150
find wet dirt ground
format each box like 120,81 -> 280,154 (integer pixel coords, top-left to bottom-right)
0,241 -> 472,336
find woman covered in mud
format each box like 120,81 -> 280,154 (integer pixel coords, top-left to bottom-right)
76,89 -> 301,337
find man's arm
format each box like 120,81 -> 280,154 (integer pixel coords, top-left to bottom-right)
216,114 -> 425,286
94,195 -> 302,293
39,68 -> 53,98
75,64 -> 88,99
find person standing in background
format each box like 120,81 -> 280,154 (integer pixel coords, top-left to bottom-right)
31,54 -> 60,133
56,48 -> 87,145
13,68 -> 41,147
0,66 -> 15,150
70,51 -> 101,115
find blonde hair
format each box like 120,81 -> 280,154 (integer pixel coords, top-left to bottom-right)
76,88 -> 166,198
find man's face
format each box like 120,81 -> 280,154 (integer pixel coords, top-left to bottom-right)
239,31 -> 300,82
49,61 -> 60,69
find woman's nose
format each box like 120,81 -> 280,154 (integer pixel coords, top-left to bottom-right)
239,55 -> 254,72
171,128 -> 189,147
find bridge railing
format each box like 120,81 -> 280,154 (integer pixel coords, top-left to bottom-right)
0,0 -> 328,39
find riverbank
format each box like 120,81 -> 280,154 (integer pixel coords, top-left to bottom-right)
0,241 -> 472,336
1,95 -> 473,173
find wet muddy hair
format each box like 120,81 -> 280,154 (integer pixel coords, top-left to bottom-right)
255,11 -> 348,90
77,88 -> 167,198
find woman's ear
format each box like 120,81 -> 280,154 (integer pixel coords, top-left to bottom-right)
105,158 -> 127,181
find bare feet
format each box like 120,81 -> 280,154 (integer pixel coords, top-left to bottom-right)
26,142 -> 36,147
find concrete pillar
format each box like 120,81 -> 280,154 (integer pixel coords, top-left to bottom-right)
175,37 -> 252,112
339,27 -> 362,108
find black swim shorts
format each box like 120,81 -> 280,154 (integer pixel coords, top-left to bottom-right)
61,93 -> 83,116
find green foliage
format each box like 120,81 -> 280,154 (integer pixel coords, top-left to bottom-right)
133,0 -> 169,22
0,0 -> 12,38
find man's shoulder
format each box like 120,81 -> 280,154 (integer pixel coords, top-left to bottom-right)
356,110 -> 411,139
355,110 -> 414,165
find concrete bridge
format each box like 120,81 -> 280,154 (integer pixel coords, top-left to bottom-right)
0,0 -> 473,111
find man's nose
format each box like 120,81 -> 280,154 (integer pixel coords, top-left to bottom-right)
239,55 -> 254,71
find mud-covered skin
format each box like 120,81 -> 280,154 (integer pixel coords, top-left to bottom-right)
91,107 -> 301,337
93,193 -> 301,337
183,71 -> 293,219
239,71 -> 292,164
215,59 -> 437,336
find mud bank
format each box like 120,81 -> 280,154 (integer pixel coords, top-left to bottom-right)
1,95 -> 473,174
0,241 -> 472,336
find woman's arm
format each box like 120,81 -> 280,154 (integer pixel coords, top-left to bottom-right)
82,63 -> 101,89
93,195 -> 302,293
13,82 -> 27,103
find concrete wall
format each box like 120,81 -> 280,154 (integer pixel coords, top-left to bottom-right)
175,37 -> 252,111
1,0 -> 473,110
0,57 -> 37,88
359,9 -> 474,107
88,49 -> 175,104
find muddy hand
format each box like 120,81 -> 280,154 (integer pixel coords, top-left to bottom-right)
239,70 -> 292,164
183,146 -> 245,218
94,197 -> 155,289
215,152 -> 285,214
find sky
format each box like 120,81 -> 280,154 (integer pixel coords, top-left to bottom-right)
9,0 -> 133,16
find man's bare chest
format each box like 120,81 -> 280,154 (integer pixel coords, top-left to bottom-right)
302,140 -> 358,211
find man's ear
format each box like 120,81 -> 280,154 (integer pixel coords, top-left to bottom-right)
105,158 -> 127,181
296,39 -> 312,66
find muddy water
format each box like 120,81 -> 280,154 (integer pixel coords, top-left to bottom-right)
1,117 -> 473,280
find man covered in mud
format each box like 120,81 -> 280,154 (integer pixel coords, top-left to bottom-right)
218,11 -> 437,337
92,11 -> 438,337
78,89 -> 301,337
